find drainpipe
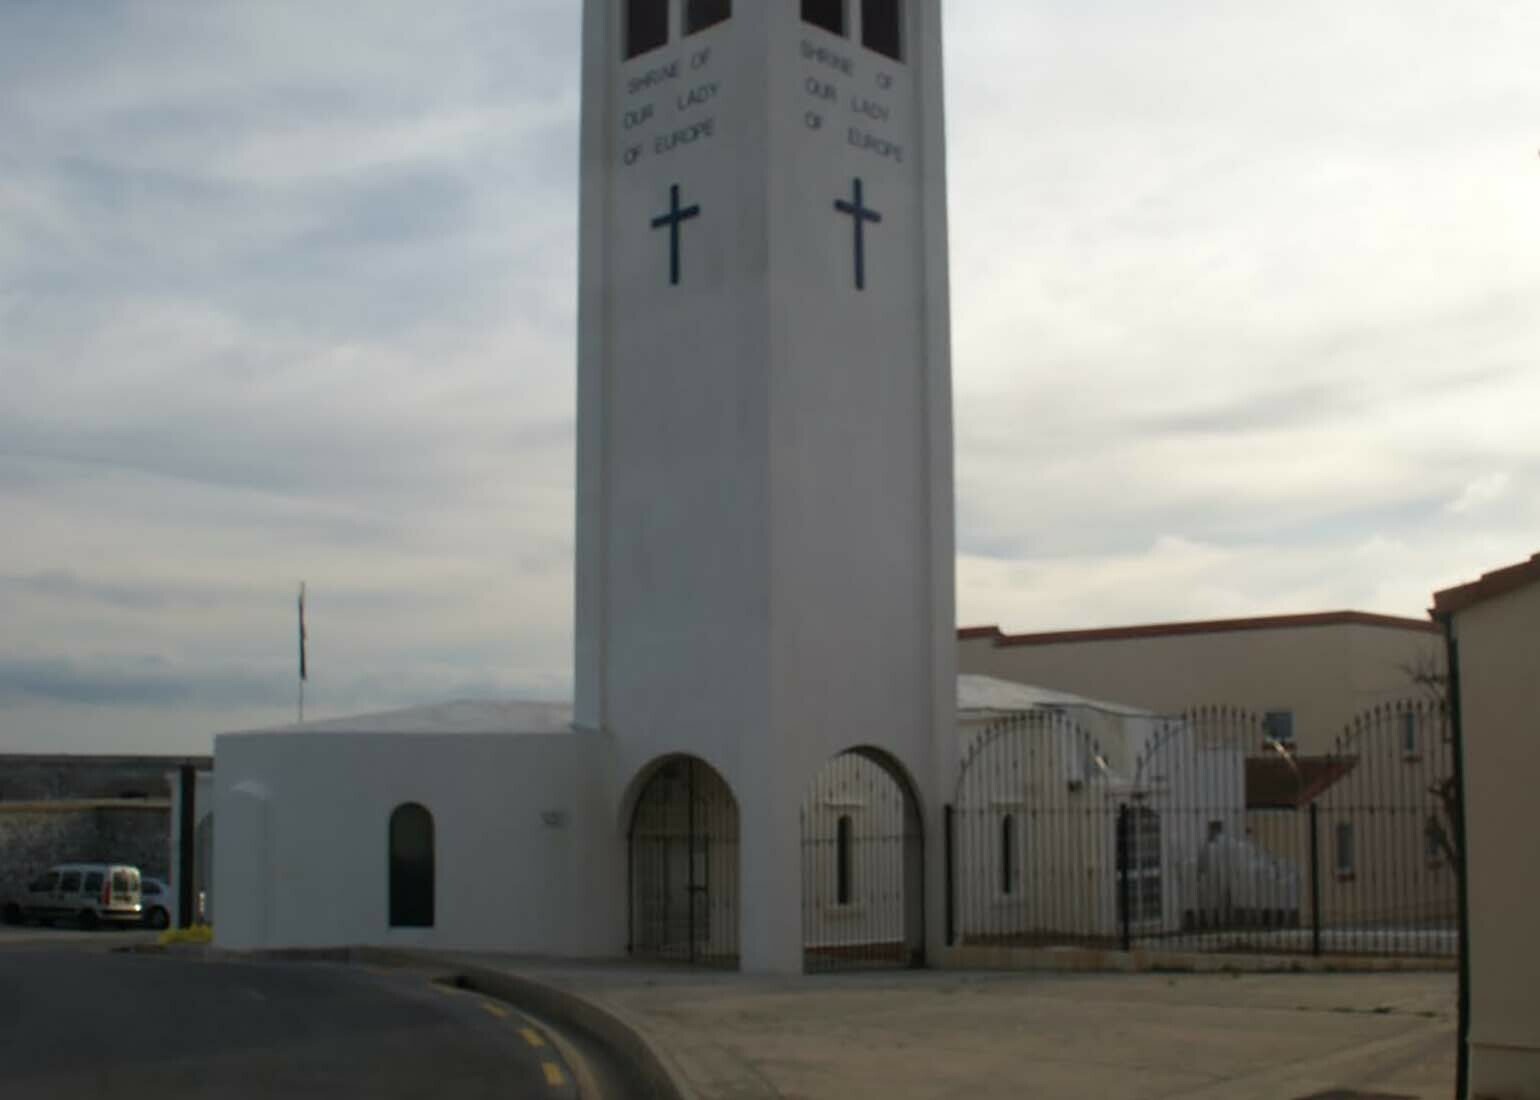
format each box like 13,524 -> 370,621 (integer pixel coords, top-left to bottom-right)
1435,610 -> 1471,1100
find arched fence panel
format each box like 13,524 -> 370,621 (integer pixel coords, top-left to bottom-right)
1131,705 -> 1301,952
801,749 -> 924,972
951,710 -> 1121,948
947,702 -> 1458,960
1312,699 -> 1458,957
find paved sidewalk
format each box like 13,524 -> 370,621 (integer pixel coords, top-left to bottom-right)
449,956 -> 1456,1100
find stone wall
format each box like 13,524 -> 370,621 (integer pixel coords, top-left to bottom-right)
0,754 -> 211,802
0,804 -> 170,906
0,754 -> 209,910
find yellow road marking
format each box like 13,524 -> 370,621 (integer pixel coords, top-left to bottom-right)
542,1061 -> 567,1088
479,999 -> 512,1019
519,1026 -> 547,1048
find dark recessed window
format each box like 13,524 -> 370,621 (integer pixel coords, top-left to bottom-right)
1000,814 -> 1015,895
861,0 -> 902,61
624,0 -> 670,60
389,802 -> 435,928
1335,821 -> 1356,876
802,0 -> 846,36
686,0 -> 731,34
1262,709 -> 1295,748
835,814 -> 853,905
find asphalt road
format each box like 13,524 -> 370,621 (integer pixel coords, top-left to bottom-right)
0,948 -> 583,1099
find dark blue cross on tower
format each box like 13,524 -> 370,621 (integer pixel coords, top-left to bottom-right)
834,177 -> 883,291
650,183 -> 701,286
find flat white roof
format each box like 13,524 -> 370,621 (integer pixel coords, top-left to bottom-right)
957,674 -> 1165,719
225,676 -> 1155,739
229,699 -> 575,737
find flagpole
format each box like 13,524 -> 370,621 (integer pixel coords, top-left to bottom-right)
297,581 -> 308,724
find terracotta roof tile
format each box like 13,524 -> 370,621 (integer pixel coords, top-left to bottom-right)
1246,755 -> 1357,809
957,611 -> 1437,647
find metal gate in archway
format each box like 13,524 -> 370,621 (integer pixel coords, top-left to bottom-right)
800,749 -> 924,972
628,756 -> 740,967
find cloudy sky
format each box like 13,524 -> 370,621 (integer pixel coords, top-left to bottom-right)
2,1 -> 1535,755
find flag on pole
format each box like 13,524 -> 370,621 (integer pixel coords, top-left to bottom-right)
297,582 -> 308,682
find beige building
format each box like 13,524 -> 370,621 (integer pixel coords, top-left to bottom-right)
959,611 -> 1444,755
1434,552 -> 1540,1099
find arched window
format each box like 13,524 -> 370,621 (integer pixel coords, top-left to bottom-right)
389,803 -> 435,928
835,814 -> 853,906
1000,814 -> 1016,895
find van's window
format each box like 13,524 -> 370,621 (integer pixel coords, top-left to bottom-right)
113,871 -> 134,896
29,873 -> 58,893
59,872 -> 82,893
140,879 -> 158,896
83,872 -> 103,894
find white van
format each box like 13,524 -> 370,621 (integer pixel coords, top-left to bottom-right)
4,863 -> 143,929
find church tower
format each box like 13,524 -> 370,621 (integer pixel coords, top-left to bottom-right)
575,0 -> 956,972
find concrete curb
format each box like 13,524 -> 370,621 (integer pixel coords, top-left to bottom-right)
423,958 -> 689,1100
943,943 -> 1459,974
163,946 -> 691,1100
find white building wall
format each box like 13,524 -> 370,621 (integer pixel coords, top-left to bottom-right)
213,731 -> 620,954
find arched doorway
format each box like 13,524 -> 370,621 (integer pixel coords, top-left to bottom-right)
627,756 -> 740,967
801,748 -> 924,972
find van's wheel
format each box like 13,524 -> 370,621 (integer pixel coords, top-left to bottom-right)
78,910 -> 98,931
146,907 -> 170,931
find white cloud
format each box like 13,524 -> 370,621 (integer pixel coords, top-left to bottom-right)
1446,472 -> 1515,516
1,1 -> 1537,752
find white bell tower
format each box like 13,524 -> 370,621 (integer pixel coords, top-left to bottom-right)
575,0 -> 956,973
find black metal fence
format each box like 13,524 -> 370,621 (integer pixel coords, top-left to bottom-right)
949,701 -> 1458,959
